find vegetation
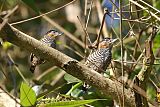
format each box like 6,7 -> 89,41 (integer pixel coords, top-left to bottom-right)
0,0 -> 160,107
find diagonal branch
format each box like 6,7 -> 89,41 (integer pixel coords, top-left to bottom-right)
0,18 -> 135,106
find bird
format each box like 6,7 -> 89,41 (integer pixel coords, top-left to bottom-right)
30,30 -> 63,73
82,37 -> 117,90
85,37 -> 117,73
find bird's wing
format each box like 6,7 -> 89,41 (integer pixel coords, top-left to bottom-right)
85,50 -> 104,72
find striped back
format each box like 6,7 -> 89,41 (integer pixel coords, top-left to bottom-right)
85,48 -> 111,73
40,35 -> 56,48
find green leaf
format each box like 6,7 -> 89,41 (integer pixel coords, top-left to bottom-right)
2,41 -> 12,50
22,0 -> 39,13
38,99 -> 107,107
66,82 -> 82,95
20,82 -> 37,106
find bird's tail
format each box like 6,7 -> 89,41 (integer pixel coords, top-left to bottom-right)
30,65 -> 36,73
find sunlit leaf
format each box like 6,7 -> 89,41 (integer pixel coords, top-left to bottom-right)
20,82 -> 36,106
66,82 -> 82,95
38,99 -> 107,107
2,41 -> 12,50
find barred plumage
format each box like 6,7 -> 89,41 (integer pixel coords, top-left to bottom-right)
82,38 -> 117,90
30,30 -> 63,73
85,48 -> 112,73
40,35 -> 56,47
85,38 -> 117,73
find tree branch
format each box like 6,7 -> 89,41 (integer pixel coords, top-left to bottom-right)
0,18 -> 135,106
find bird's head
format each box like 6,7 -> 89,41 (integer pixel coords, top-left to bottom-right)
99,37 -> 117,49
46,30 -> 63,39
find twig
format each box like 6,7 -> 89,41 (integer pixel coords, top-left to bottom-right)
84,0 -> 93,52
119,0 -> 125,106
84,0 -> 88,16
77,16 -> 91,43
0,86 -> 20,105
63,44 -> 84,58
7,54 -> 28,84
113,60 -> 143,65
0,6 -> 18,31
85,0 -> 93,29
129,0 -> 160,21
0,18 -> 8,31
4,5 -> 18,19
95,0 -> 109,39
113,18 -> 150,24
111,8 -> 148,13
36,66 -> 57,81
95,9 -> 109,48
0,64 -> 8,79
10,0 -> 78,25
139,0 -> 160,13
51,70 -> 66,86
77,16 -> 87,60
77,16 -> 91,60
110,62 -> 122,106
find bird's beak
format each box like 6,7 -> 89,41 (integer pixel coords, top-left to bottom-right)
54,32 -> 64,38
111,38 -> 118,43
58,32 -> 64,36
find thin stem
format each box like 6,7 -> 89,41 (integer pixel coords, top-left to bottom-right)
119,0 -> 124,106
96,10 -> 109,48
85,0 -> 93,29
129,0 -> 160,21
8,54 -> 28,84
10,0 -> 78,25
